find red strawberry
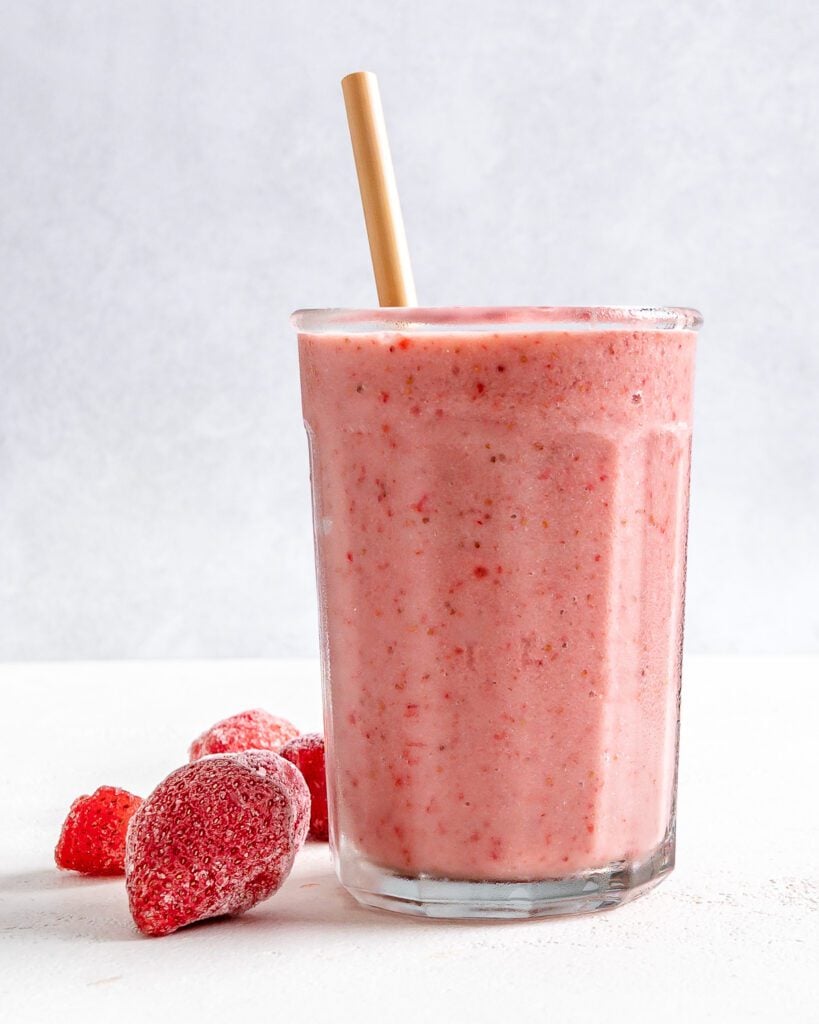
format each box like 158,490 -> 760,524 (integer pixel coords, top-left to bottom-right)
189,709 -> 299,761
281,734 -> 329,841
55,786 -> 143,876
125,751 -> 310,937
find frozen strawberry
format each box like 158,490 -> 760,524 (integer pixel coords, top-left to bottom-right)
280,733 -> 329,841
55,786 -> 143,876
125,751 -> 310,937
188,709 -> 299,761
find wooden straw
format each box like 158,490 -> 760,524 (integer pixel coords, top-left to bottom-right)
341,71 -> 417,307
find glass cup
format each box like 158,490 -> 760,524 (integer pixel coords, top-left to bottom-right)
293,306 -> 700,919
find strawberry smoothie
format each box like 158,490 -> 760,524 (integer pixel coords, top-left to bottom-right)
295,306 -> 699,917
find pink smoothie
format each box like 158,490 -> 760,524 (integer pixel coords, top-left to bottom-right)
298,315 -> 696,881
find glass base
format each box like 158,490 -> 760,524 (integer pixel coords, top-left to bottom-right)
338,837 -> 674,920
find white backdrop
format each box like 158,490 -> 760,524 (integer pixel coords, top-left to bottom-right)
1,0 -> 817,659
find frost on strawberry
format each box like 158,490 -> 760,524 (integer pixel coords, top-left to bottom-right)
189,709 -> 300,761
125,751 -> 310,937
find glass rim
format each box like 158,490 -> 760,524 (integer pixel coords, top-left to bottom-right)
291,305 -> 703,334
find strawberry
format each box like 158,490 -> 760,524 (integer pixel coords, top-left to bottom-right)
281,734 -> 329,841
189,709 -> 299,761
55,786 -> 142,875
125,751 -> 309,936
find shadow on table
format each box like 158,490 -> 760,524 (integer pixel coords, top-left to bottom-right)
0,869 -> 139,943
0,859 -> 523,946
242,860 -> 520,935
0,868 -> 107,893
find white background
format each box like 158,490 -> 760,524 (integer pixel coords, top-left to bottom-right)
1,0 -> 817,660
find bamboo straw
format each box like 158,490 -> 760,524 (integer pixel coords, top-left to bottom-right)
341,71 -> 417,307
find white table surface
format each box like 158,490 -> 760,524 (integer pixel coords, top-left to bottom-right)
1,657 -> 817,1023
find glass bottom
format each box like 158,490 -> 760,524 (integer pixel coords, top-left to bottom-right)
338,836 -> 674,920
